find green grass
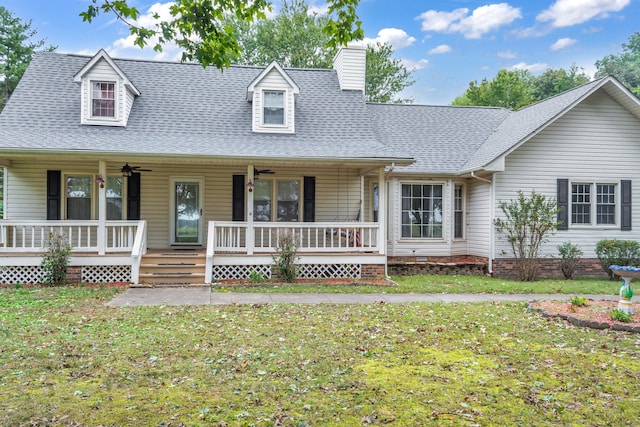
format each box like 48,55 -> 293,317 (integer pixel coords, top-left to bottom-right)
214,275 -> 621,295
1,286 -> 638,425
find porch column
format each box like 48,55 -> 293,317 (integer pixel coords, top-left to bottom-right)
97,160 -> 107,255
246,164 -> 254,255
378,167 -> 386,255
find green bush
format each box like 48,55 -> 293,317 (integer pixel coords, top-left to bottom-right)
595,239 -> 640,280
570,295 -> 589,307
557,241 -> 583,280
41,231 -> 72,286
610,309 -> 632,323
273,229 -> 298,282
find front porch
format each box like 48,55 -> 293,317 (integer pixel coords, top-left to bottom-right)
0,220 -> 385,285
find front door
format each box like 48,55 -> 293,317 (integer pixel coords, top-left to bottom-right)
170,177 -> 204,245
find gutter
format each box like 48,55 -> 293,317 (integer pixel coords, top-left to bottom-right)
470,171 -> 494,275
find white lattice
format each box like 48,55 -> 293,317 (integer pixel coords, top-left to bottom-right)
82,265 -> 131,283
297,264 -> 361,279
0,266 -> 44,285
212,265 -> 272,281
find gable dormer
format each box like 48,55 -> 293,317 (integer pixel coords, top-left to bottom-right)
247,61 -> 300,134
73,49 -> 140,127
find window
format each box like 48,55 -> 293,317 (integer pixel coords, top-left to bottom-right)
401,184 -> 443,238
92,82 -> 115,117
263,91 -> 284,125
372,183 -> 379,222
253,179 -> 300,221
454,184 -> 464,239
571,182 -> 616,226
106,177 -> 123,220
66,176 -> 92,220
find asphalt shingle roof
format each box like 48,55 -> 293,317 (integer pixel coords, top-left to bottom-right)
0,52 -> 406,162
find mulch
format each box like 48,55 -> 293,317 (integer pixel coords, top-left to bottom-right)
529,300 -> 640,333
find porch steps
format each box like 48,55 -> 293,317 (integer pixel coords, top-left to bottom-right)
138,251 -> 207,285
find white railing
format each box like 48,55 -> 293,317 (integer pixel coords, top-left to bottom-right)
209,221 -> 380,254
130,220 -> 147,284
0,220 -> 141,253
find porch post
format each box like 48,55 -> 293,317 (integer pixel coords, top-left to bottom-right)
246,164 -> 254,255
378,167 -> 386,255
97,160 -> 107,255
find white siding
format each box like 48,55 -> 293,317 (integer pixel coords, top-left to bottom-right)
467,179 -> 491,257
494,90 -> 640,258
252,69 -> 296,134
81,58 -> 128,127
332,46 -> 366,93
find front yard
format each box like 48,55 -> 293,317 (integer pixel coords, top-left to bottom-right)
1,285 -> 639,425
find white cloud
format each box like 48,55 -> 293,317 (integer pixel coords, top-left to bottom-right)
428,44 -> 451,54
360,28 -> 416,49
510,62 -> 549,74
400,58 -> 430,71
550,37 -> 577,51
307,4 -> 329,16
416,3 -> 522,39
537,0 -> 630,28
497,50 -> 517,59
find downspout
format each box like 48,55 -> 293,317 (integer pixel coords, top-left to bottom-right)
470,171 -> 494,275
383,164 -> 394,280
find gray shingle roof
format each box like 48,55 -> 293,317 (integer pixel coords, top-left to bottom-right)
0,52 -> 408,163
367,103 -> 509,174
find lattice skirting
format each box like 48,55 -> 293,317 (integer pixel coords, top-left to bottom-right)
212,265 -> 272,281
0,265 -> 131,285
82,265 -> 131,283
297,264 -> 361,279
0,266 -> 45,285
211,263 -> 362,281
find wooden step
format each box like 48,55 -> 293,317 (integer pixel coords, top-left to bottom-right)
139,251 -> 207,285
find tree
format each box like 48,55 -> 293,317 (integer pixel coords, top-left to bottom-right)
452,69 -> 533,110
80,0 -> 363,69
229,0 -> 414,103
365,42 -> 414,103
531,65 -> 590,101
0,6 -> 55,111
494,191 -> 560,281
595,32 -> 640,97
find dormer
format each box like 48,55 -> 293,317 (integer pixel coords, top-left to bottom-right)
247,61 -> 299,134
73,49 -> 140,127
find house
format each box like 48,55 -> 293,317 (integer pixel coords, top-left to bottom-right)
0,45 -> 639,284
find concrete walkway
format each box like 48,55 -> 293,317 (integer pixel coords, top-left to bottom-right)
106,287 -> 625,307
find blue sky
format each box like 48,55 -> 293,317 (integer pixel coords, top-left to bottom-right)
3,0 -> 639,105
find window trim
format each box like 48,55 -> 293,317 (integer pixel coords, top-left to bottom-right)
64,174 -> 95,220
253,177 -> 301,222
454,183 -> 465,240
399,181 -> 445,241
569,180 -> 619,228
261,90 -> 287,127
88,80 -> 119,122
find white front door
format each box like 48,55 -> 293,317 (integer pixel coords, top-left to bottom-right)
170,177 -> 204,245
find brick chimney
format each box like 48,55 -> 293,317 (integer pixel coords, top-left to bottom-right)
333,44 -> 366,94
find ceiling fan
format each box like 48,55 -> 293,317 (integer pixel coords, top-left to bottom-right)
121,163 -> 152,176
254,168 -> 275,178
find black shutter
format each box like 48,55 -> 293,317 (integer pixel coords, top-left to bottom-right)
232,174 -> 245,221
46,170 -> 61,220
621,180 -> 632,231
303,176 -> 315,222
127,172 -> 141,220
557,178 -> 568,230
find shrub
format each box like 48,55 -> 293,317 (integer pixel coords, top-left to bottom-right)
494,191 -> 559,281
570,295 -> 589,307
595,239 -> 640,280
41,231 -> 72,286
610,309 -> 632,323
273,229 -> 298,282
557,241 -> 583,280
248,269 -> 265,283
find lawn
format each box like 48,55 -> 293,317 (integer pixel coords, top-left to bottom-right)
1,286 -> 639,426
213,274 -> 622,295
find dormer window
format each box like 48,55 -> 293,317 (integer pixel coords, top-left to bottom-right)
263,91 -> 285,125
92,82 -> 115,118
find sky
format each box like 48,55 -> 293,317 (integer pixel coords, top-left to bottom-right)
3,0 -> 639,105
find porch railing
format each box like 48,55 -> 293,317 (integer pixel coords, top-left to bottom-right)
0,220 -> 141,253
208,221 -> 380,254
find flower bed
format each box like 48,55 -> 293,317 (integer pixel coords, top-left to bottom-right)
529,300 -> 640,333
